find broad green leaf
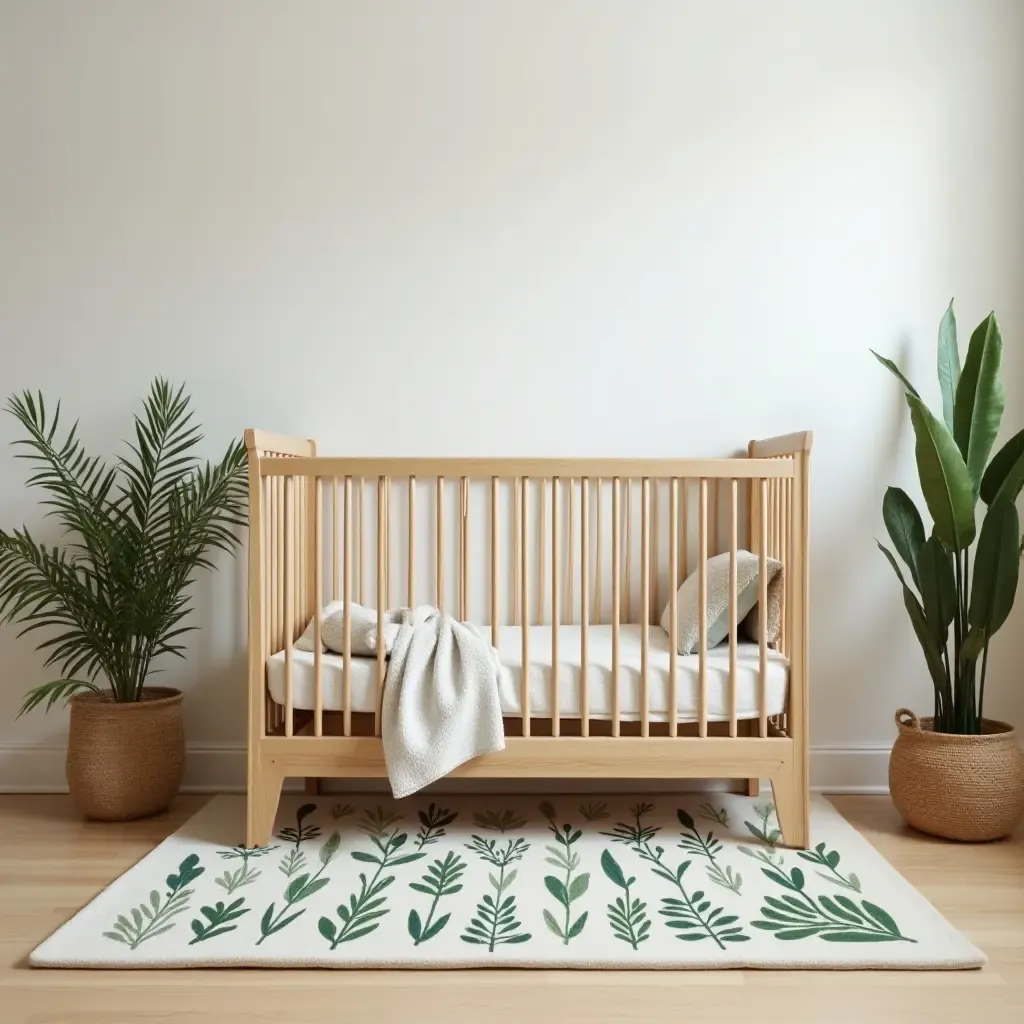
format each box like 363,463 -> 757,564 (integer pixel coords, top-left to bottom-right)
882,487 -> 925,587
568,911 -> 588,938
544,876 -> 569,908
917,536 -> 956,645
422,913 -> 450,941
407,909 -> 422,941
902,586 -> 950,699
906,394 -> 976,550
568,873 -> 590,901
600,849 -> 627,888
676,809 -> 695,830
936,299 -> 959,431
954,312 -> 1004,492
320,831 -> 341,865
980,428 -> 1024,504
960,626 -> 987,666
876,541 -> 909,589
969,499 -> 1020,640
860,901 -> 901,936
871,350 -> 920,398
542,909 -> 563,936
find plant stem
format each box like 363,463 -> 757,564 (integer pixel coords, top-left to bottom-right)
977,642 -> 990,731
415,890 -> 442,948
487,864 -> 507,953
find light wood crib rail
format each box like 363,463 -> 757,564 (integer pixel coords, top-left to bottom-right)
244,430 -> 812,848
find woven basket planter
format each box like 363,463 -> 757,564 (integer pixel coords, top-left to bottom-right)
66,687 -> 185,821
889,708 -> 1024,841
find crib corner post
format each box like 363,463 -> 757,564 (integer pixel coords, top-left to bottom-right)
246,757 -> 284,849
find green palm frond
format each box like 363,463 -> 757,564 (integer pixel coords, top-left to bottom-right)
1,379 -> 247,707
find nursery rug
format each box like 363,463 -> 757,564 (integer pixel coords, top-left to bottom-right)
30,793 -> 984,970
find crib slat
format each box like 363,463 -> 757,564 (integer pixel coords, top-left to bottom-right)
711,478 -> 719,556
513,476 -> 521,626
566,478 -> 575,622
436,476 -> 444,612
729,478 -> 738,739
640,477 -> 650,739
580,477 -> 590,737
344,476 -> 353,738
551,476 -> 560,738
698,478 -> 708,738
376,477 -> 386,738
681,478 -> 689,582
624,481 -> 632,624
594,478 -> 603,624
284,476 -> 294,738
408,476 -> 416,607
521,477 -> 530,736
491,476 -> 499,648
782,477 -> 791,656
652,479 -> 660,624
669,477 -> 678,738
270,477 -> 279,655
537,478 -> 546,625
460,477 -> 467,621
385,475 -> 392,611
358,478 -> 365,606
314,477 -> 323,738
759,477 -> 768,738
611,477 -> 621,738
332,478 -> 339,601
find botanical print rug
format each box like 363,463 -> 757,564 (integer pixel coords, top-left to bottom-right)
30,794 -> 984,970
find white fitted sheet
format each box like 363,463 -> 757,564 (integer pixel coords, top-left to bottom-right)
267,624 -> 788,723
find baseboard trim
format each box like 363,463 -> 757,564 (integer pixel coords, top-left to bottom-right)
0,740 -> 892,795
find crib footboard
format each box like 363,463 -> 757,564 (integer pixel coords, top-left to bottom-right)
244,431 -> 811,849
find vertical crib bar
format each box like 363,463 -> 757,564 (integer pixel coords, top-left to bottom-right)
358,478 -> 365,605
728,478 -> 738,739
759,478 -> 768,738
408,476 -> 416,607
566,479 -> 575,622
697,478 -> 708,738
611,477 -> 621,738
782,478 -> 791,656
270,477 -> 279,655
385,475 -> 392,610
436,476 -> 445,612
314,477 -> 324,738
513,476 -> 522,625
521,477 -> 530,736
652,479 -> 660,624
343,476 -> 353,738
681,478 -> 689,582
376,477 -> 385,738
491,476 -> 499,648
625,482 -> 632,624
283,476 -> 294,737
711,478 -> 719,556
640,477 -> 650,739
580,477 -> 590,737
537,478 -> 546,625
463,477 -> 470,622
332,479 -> 339,600
551,477 -> 560,737
594,479 -> 603,624
669,478 -> 679,738
459,477 -> 466,621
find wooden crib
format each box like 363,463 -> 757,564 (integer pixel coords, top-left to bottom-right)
244,430 -> 812,849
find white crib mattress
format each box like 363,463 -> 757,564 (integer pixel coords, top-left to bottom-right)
267,624 -> 788,724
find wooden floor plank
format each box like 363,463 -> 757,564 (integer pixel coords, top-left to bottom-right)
0,794 -> 1021,1023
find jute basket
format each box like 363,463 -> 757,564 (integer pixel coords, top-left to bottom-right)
889,708 -> 1024,842
66,687 -> 185,821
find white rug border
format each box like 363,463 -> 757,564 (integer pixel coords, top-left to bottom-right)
29,793 -> 986,971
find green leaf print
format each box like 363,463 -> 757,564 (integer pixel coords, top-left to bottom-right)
604,804 -> 749,949
277,803 -> 322,878
797,842 -> 862,892
214,846 -> 276,895
600,849 -> 650,950
319,808 -> 425,949
407,851 -> 466,945
739,802 -> 784,868
677,809 -> 742,895
102,854 -> 204,950
472,809 -> 527,833
579,802 -> 610,822
188,897 -> 249,944
540,803 -> 590,945
415,803 -> 459,849
752,866 -> 916,943
257,831 -> 341,945
698,803 -> 731,827
461,834 -> 532,950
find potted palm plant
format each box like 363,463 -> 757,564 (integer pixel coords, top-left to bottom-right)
873,303 -> 1024,841
0,379 -> 247,820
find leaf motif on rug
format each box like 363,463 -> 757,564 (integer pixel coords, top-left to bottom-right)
461,820 -> 532,950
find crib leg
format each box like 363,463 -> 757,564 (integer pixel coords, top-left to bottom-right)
246,762 -> 284,848
745,778 -> 760,798
304,777 -> 321,796
769,769 -> 810,850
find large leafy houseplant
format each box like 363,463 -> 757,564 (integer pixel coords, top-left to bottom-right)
0,379 -> 247,714
873,303 -> 1024,735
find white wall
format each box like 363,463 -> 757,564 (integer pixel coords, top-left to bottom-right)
2,0 -> 1022,793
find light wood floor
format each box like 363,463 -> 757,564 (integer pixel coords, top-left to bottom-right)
1,795 -> 1021,1023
